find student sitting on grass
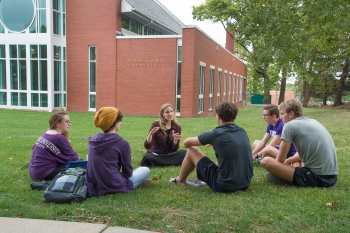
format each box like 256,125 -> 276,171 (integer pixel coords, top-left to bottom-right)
169,101 -> 253,193
140,103 -> 186,167
85,107 -> 151,196
252,104 -> 300,167
260,99 -> 339,187
29,112 -> 79,181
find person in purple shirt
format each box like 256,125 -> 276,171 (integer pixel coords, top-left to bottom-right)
85,107 -> 151,196
140,103 -> 186,167
252,105 -> 300,166
29,112 -> 79,181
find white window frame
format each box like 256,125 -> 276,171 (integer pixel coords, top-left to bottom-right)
198,61 -> 206,114
209,65 -> 215,111
217,68 -> 222,105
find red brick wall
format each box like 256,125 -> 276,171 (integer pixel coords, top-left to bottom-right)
66,2 -> 247,118
66,0 -> 121,112
181,27 -> 247,118
116,38 -> 178,116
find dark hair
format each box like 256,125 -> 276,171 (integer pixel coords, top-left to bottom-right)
49,112 -> 69,139
215,101 -> 238,122
263,104 -> 279,118
104,110 -> 123,133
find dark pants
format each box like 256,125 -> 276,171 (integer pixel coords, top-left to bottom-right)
140,150 -> 186,167
44,163 -> 67,181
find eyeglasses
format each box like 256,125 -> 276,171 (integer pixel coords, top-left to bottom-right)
60,120 -> 71,124
262,114 -> 272,117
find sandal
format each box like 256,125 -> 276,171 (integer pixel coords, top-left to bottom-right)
169,177 -> 179,183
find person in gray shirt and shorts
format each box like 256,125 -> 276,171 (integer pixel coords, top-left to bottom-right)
260,99 -> 338,187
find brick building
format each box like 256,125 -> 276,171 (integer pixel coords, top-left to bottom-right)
0,0 -> 247,118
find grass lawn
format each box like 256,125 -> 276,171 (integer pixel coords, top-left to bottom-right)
0,106 -> 349,232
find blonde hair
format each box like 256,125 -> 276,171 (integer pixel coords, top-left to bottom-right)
279,99 -> 304,117
158,103 -> 179,135
49,112 -> 70,139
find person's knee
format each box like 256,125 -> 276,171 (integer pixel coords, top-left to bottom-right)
260,157 -> 275,169
263,146 -> 274,156
186,146 -> 201,156
253,140 -> 260,148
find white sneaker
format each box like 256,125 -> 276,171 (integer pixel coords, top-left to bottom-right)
266,172 -> 288,183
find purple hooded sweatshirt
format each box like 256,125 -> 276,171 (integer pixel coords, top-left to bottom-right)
29,133 -> 79,181
85,133 -> 134,195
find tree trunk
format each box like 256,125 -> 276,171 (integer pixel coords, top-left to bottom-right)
302,80 -> 313,107
333,57 -> 349,107
278,68 -> 287,104
262,62 -> 270,104
322,96 -> 327,106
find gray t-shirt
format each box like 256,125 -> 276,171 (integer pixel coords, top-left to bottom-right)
282,117 -> 338,175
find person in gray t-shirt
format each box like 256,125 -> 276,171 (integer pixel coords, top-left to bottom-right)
260,99 -> 338,187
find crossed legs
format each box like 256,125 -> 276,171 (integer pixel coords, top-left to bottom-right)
260,157 -> 296,182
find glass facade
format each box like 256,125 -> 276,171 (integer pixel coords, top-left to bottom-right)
54,45 -> 66,107
53,0 -> 66,36
121,14 -> 161,35
30,0 -> 47,33
0,0 -> 35,32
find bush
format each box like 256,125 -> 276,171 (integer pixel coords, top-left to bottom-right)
307,101 -> 321,108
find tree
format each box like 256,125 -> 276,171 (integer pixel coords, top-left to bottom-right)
192,0 -> 350,105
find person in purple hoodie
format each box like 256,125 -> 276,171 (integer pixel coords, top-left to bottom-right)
29,112 -> 79,181
85,107 -> 151,196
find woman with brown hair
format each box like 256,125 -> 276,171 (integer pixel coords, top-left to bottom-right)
140,103 -> 186,167
29,112 -> 79,181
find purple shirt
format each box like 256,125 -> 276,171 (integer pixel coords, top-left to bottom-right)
144,121 -> 181,154
85,133 -> 134,195
266,119 -> 297,155
29,133 -> 79,181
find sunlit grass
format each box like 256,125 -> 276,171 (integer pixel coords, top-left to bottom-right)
0,107 -> 349,232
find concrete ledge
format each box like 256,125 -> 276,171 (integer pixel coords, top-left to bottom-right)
0,217 -> 107,233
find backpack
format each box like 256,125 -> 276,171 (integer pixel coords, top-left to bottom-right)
43,168 -> 87,203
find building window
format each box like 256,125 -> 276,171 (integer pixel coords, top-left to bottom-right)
236,75 -> 239,102
223,72 -> 227,101
121,14 -> 161,35
30,44 -> 48,107
209,66 -> 214,111
198,62 -> 206,114
240,76 -> 243,101
53,0 -> 66,36
9,45 -> 27,106
176,43 -> 182,115
0,45 -> 6,90
226,71 -> 231,102
217,69 -> 222,105
0,0 -> 35,32
229,73 -> 233,102
89,46 -> 96,110
54,45 -> 66,107
30,0 -> 47,33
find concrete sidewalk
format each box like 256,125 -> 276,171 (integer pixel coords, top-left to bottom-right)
0,217 -> 155,233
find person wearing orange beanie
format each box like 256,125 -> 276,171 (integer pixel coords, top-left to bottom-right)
85,107 -> 151,196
